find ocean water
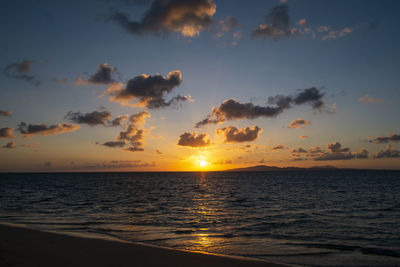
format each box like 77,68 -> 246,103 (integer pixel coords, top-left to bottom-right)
0,171 -> 399,266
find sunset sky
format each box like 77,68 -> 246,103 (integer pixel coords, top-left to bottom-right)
1,0 -> 399,171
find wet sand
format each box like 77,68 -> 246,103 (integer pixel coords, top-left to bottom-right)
0,224 -> 290,267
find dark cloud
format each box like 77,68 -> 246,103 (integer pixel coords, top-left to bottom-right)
155,149 -> 162,154
369,134 -> 400,144
288,118 -> 310,129
101,140 -> 126,147
110,115 -> 128,126
110,0 -> 216,37
291,148 -> 307,153
0,127 -> 15,138
17,122 -> 80,137
4,60 -> 40,86
292,87 -> 325,109
313,142 -> 368,161
251,4 -> 290,39
196,87 -> 325,127
65,110 -> 113,126
44,161 -> 52,167
104,70 -> 190,108
374,145 -> 400,159
217,125 -> 261,143
101,111 -> 151,152
76,63 -> 117,85
177,132 -> 211,147
0,110 -> 12,117
3,141 -> 16,149
270,144 -> 287,150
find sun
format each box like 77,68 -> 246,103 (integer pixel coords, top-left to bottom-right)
198,160 -> 208,167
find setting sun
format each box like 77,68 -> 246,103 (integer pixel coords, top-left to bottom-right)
198,160 -> 208,167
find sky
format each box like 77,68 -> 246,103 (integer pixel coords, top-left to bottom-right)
0,0 -> 400,172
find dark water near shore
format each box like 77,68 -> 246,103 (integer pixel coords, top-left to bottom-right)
1,171 -> 400,266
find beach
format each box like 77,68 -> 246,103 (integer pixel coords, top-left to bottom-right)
0,224 -> 289,267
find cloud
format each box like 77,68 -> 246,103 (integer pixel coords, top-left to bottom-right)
44,161 -> 52,167
374,145 -> 400,159
0,127 -> 15,138
178,132 -> 211,147
251,3 -> 353,41
299,135 -> 309,139
76,63 -> 117,85
269,144 -> 287,150
217,125 -> 261,143
313,142 -> 368,161
288,118 -> 311,129
65,110 -> 113,126
101,140 -> 126,147
219,16 -> 239,32
251,4 -> 290,39
17,122 -> 80,137
291,148 -> 307,153
196,87 -> 325,127
322,27 -> 353,40
0,110 -> 12,117
101,110 -> 151,152
129,110 -> 151,124
358,94 -> 384,103
110,115 -> 128,126
3,141 -> 16,149
103,70 -> 191,109
369,134 -> 400,144
296,18 -> 307,26
109,0 -> 216,37
4,60 -> 40,86
155,149 -> 162,154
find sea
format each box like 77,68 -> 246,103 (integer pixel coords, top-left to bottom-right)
0,171 -> 399,266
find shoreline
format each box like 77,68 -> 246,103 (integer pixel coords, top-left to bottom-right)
0,223 -> 291,267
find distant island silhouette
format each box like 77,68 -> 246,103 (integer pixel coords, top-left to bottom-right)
224,165 -> 340,172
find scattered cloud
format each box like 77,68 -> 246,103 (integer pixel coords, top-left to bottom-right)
291,148 -> 308,153
196,87 -> 324,127
299,135 -> 309,139
155,149 -> 162,154
288,118 -> 311,129
321,27 -> 353,40
369,134 -> 400,144
0,127 -> 15,138
217,125 -> 261,143
65,110 -> 113,126
101,140 -> 126,147
269,144 -> 287,150
17,122 -> 80,137
296,18 -> 307,26
103,70 -> 191,109
0,110 -> 12,117
374,145 -> 400,159
313,142 -> 368,161
177,132 -> 211,147
358,93 -> 384,103
251,3 -> 354,41
76,63 -> 117,85
4,60 -> 40,86
101,110 -> 151,152
109,0 -> 216,37
110,115 -> 128,126
44,161 -> 52,167
3,141 -> 16,149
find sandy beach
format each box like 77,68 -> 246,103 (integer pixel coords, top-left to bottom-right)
0,224 -> 289,267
